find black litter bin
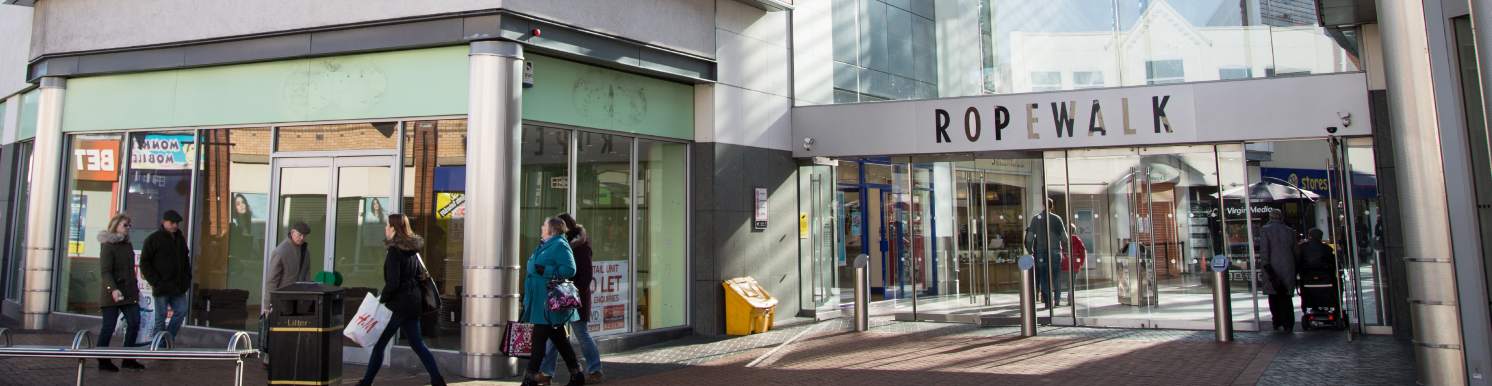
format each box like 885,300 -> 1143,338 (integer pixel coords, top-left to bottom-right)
268,282 -> 345,385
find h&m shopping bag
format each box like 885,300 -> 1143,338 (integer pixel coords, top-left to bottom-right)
501,321 -> 534,358
343,293 -> 393,347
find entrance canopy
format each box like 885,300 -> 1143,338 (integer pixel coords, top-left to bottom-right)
792,73 -> 1371,158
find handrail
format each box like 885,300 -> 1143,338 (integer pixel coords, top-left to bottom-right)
149,331 -> 173,351
69,330 -> 93,350
226,331 -> 254,353
0,327 -> 11,347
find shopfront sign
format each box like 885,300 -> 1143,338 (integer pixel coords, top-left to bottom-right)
793,73 -> 1372,157
73,139 -> 119,181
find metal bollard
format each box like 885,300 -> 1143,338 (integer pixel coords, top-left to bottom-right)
1018,255 -> 1037,337
1210,255 -> 1233,342
854,254 -> 870,332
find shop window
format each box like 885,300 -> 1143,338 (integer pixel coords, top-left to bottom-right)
193,128 -> 272,330
124,132 -> 198,246
636,140 -> 687,330
402,119 -> 468,349
520,125 -> 573,271
58,134 -> 126,315
577,131 -> 633,335
6,142 -> 32,301
276,122 -> 398,152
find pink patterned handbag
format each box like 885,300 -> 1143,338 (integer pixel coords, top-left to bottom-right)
501,321 -> 534,358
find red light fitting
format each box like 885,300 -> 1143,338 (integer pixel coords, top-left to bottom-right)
531,28 -> 542,37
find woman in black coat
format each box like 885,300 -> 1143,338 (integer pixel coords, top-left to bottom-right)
357,214 -> 446,386
97,214 -> 146,372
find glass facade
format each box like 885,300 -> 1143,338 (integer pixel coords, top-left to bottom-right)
402,119 -> 468,349
5,142 -> 33,302
516,125 -> 690,335
809,0 -> 1361,104
52,118 -> 689,348
831,137 -> 1386,331
194,128 -> 272,330
59,134 -> 126,314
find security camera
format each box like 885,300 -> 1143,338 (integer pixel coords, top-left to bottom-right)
1338,112 -> 1351,127
802,137 -> 814,151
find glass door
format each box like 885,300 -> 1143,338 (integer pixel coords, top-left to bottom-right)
267,156 -> 397,295
1332,137 -> 1388,334
799,163 -> 846,320
1063,146 -> 1231,329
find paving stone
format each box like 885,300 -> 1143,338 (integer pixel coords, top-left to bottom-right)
0,317 -> 1415,386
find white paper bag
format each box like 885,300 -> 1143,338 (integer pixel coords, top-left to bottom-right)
343,293 -> 392,348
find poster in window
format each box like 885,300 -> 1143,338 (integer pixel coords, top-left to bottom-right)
130,133 -> 197,170
588,261 -> 629,336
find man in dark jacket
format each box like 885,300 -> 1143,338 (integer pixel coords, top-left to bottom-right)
1025,199 -> 1067,308
140,210 -> 192,339
1257,209 -> 1299,332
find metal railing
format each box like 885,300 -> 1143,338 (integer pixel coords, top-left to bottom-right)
0,328 -> 258,386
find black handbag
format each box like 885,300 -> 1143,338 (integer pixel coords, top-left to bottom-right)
413,254 -> 442,315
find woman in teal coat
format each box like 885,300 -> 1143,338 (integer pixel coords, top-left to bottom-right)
522,217 -> 585,386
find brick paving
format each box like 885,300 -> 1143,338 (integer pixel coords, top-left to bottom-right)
0,317 -> 1414,386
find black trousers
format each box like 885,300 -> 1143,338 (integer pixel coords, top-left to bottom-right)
1268,291 -> 1296,328
528,323 -> 581,374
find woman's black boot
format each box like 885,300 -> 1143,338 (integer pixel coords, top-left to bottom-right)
566,369 -> 586,386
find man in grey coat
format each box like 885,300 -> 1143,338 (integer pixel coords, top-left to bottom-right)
1257,210 -> 1299,332
261,222 -> 311,365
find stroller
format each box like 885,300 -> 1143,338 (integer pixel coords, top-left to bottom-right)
1298,268 -> 1347,331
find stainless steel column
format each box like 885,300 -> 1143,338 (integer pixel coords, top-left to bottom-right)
1019,256 -> 1036,337
1375,2 -> 1467,384
854,254 -> 869,332
22,77 -> 65,330
462,41 -> 524,378
1212,271 -> 1232,343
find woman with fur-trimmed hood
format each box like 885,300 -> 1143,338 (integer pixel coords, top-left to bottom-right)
357,214 -> 445,386
96,214 -> 147,372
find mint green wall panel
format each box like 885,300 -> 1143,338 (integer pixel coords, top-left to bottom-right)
523,54 -> 694,140
62,46 -> 469,132
17,89 -> 38,140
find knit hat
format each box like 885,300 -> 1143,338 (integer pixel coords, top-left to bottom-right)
162,210 -> 183,223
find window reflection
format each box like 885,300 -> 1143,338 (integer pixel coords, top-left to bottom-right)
277,122 -> 398,152
815,0 -> 1361,102
194,128 -> 271,330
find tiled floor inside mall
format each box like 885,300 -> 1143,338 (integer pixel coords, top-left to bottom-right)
0,316 -> 1415,385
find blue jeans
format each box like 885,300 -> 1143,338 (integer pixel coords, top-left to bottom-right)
100,304 -> 143,348
1034,254 -> 1060,306
153,293 -> 190,339
360,315 -> 444,386
541,320 -> 602,375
